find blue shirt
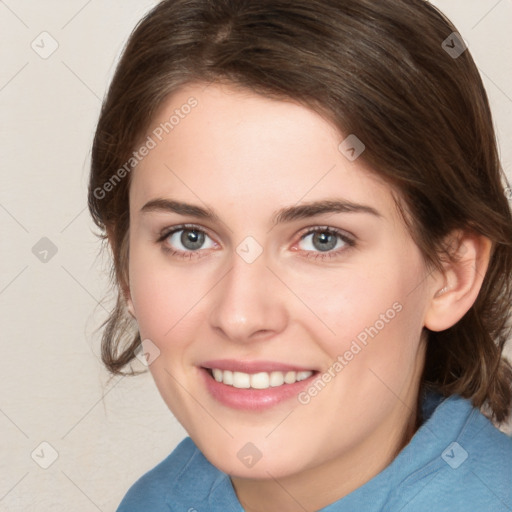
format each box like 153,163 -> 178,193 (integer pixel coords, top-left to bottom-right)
117,390 -> 512,511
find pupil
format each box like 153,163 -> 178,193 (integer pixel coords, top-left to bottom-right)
314,232 -> 336,252
182,230 -> 204,250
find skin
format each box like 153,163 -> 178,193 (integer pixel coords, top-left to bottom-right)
121,82 -> 491,512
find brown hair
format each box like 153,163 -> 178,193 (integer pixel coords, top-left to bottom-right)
88,0 -> 512,424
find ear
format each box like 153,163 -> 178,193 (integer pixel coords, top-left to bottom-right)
423,230 -> 493,332
105,224 -> 136,319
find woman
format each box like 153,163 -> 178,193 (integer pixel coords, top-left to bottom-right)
88,1 -> 512,510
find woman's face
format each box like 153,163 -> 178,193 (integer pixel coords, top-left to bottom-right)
126,82 -> 437,482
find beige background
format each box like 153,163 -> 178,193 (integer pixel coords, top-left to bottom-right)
0,1 -> 511,510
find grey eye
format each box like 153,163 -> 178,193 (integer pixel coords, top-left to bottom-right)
299,230 -> 346,253
166,228 -> 215,252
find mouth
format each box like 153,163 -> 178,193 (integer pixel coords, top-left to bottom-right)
198,360 -> 320,410
203,367 -> 316,389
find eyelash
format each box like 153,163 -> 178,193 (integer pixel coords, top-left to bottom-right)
156,223 -> 356,261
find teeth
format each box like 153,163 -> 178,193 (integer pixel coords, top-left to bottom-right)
209,369 -> 314,389
251,372 -> 269,389
270,371 -> 284,387
284,371 -> 296,384
233,371 -> 250,388
296,371 -> 312,381
223,370 -> 233,385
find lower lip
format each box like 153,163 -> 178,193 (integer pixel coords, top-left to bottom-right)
200,368 -> 318,411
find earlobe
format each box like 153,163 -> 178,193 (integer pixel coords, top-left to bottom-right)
424,230 -> 493,332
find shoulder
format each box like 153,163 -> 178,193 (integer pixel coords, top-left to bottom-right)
116,436 -> 216,512
458,408 -> 512,499
394,395 -> 512,511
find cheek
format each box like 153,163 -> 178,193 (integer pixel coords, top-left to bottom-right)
294,256 -> 425,372
128,244 -> 197,345
290,265 -> 396,338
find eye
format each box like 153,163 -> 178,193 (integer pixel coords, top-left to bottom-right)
157,224 -> 216,259
295,226 -> 355,260
157,224 -> 356,261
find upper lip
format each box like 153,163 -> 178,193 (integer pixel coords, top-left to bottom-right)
200,359 -> 318,373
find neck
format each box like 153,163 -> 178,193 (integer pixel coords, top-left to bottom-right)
231,388 -> 423,512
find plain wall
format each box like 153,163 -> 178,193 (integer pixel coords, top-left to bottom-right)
0,1 -> 511,510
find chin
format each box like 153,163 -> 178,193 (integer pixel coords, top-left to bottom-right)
196,437 -> 309,480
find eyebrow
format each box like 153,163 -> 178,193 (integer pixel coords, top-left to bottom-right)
140,198 -> 382,224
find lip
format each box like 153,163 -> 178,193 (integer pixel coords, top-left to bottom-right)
201,359 -> 318,373
198,361 -> 319,411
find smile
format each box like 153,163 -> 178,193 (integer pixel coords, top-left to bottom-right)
199,361 -> 320,410
209,368 -> 314,389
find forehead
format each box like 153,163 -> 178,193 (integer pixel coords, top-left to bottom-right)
129,82 -> 397,221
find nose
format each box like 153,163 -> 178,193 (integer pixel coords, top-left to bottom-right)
208,247 -> 289,343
